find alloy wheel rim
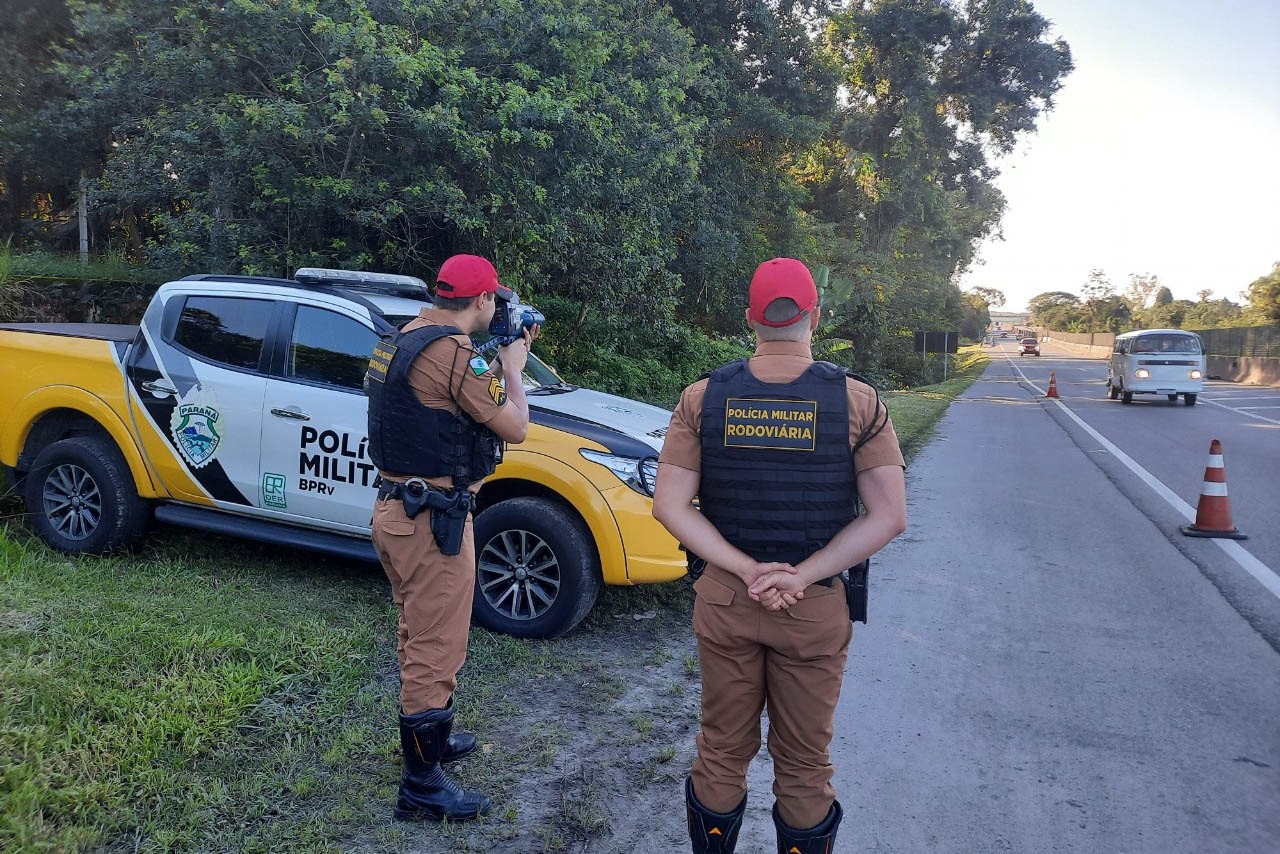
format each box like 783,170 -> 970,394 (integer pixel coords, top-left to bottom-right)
42,464 -> 102,541
478,529 -> 560,621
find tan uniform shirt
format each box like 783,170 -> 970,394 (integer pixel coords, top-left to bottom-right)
658,339 -> 905,474
380,308 -> 508,492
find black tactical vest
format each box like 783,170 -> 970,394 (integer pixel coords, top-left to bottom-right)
365,323 -> 502,487
698,360 -> 857,566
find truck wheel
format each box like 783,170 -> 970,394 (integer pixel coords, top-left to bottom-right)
1184,393 -> 1197,406
24,436 -> 149,555
1121,389 -> 1133,404
1108,381 -> 1119,400
472,497 -> 600,639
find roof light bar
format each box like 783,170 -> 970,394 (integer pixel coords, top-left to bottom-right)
293,267 -> 429,297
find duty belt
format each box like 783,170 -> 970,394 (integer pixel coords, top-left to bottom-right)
375,477 -> 475,556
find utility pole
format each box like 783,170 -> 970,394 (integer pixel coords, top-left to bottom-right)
78,171 -> 89,264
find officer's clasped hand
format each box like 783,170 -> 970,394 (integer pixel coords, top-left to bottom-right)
745,561 -> 805,611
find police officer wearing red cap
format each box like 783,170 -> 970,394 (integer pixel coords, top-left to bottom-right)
653,258 -> 907,853
365,254 -> 538,822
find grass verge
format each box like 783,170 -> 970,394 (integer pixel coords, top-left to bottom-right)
0,510 -> 632,853
1,250 -> 173,285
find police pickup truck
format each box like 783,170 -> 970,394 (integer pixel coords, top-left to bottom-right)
0,269 -> 684,637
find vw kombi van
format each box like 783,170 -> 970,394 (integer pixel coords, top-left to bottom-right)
1107,329 -> 1206,405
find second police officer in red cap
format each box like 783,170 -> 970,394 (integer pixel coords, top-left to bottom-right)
653,258 -> 907,853
364,254 -> 539,821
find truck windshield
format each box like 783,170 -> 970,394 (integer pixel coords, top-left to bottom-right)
520,353 -> 565,389
1129,334 -> 1201,355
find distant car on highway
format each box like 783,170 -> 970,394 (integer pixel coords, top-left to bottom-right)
1107,329 -> 1205,405
1019,338 -> 1040,356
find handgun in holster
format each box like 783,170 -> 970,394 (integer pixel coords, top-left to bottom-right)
843,559 -> 869,624
683,546 -> 707,582
398,479 -> 475,556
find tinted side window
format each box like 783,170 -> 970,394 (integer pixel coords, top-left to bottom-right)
174,296 -> 271,370
287,306 -> 378,391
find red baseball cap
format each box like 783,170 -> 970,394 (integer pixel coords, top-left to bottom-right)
747,258 -> 818,327
435,254 -> 514,300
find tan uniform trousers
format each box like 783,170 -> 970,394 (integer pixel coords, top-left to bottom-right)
371,497 -> 475,715
691,564 -> 853,830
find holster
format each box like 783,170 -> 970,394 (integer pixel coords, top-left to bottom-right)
684,547 -> 708,582
385,480 -> 475,556
843,559 -> 869,624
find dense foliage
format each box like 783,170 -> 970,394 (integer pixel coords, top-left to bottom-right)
1,0 -> 1074,388
1028,265 -> 1276,334
1245,262 -> 1280,323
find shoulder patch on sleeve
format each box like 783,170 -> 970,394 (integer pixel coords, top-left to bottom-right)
488,376 -> 507,406
469,355 -> 490,376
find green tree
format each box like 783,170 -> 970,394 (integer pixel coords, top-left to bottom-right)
969,286 -> 1006,309
1183,297 -> 1244,329
0,0 -> 83,242
1245,261 -> 1280,322
808,0 -> 1072,383
52,0 -> 709,317
1122,273 -> 1160,311
959,292 -> 991,339
1027,290 -> 1079,319
663,1 -> 839,332
1153,286 -> 1174,306
1080,269 -> 1126,331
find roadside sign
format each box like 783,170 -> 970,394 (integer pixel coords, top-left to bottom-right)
913,331 -> 959,354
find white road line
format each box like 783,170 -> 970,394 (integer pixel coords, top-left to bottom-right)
1004,356 -> 1280,601
1200,397 -> 1280,426
1206,396 -> 1280,401
1238,405 -> 1280,411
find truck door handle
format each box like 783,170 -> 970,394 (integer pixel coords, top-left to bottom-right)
141,380 -> 178,396
270,407 -> 311,421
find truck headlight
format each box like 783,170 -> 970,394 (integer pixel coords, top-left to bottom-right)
580,449 -> 659,497
1135,368 -> 1150,379
1189,369 -> 1202,379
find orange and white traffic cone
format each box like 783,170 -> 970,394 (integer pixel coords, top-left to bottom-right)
1180,439 -> 1247,540
1045,371 -> 1059,398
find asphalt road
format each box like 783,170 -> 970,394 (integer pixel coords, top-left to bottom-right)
999,338 -> 1280,572
734,343 -> 1280,853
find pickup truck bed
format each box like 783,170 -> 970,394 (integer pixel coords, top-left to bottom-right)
0,323 -> 139,342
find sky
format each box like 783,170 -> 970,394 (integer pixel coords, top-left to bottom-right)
956,0 -> 1280,312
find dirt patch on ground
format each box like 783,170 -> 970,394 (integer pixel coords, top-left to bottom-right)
332,589 -> 704,854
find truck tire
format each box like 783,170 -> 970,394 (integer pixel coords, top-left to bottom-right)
472,497 -> 600,639
24,436 -> 149,555
1184,393 -> 1197,406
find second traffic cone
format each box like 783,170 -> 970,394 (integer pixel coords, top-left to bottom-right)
1180,439 -> 1247,540
1045,371 -> 1059,398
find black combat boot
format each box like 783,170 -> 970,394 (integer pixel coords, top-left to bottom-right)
772,800 -> 842,854
686,777 -> 746,853
436,699 -> 477,764
395,705 -> 491,822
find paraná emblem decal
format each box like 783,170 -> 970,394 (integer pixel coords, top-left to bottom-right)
170,387 -> 223,469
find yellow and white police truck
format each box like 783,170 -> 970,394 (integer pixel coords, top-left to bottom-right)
0,269 -> 684,637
